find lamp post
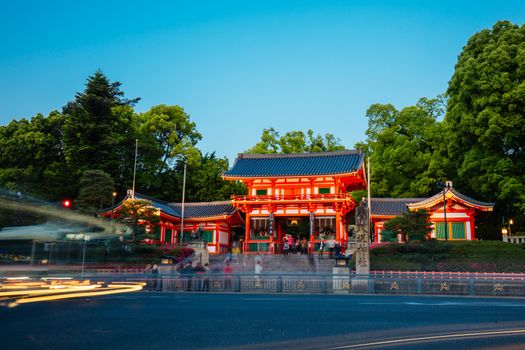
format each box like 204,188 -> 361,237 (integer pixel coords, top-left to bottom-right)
509,218 -> 514,236
80,234 -> 90,280
437,182 -> 450,242
111,192 -> 117,219
502,227 -> 509,242
180,161 -> 187,244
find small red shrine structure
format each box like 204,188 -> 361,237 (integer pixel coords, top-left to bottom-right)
101,192 -> 244,254
371,182 -> 494,242
223,151 -> 367,253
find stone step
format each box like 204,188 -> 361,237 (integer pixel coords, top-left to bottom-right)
209,254 -> 337,273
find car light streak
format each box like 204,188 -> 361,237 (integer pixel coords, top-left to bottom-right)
0,278 -> 143,306
328,329 -> 525,349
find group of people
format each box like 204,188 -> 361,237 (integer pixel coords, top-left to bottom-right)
282,235 -> 308,255
144,261 -> 211,292
318,239 -> 345,259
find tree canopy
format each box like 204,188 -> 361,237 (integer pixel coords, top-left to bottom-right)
246,128 -> 346,154
445,21 -> 525,217
357,96 -> 446,198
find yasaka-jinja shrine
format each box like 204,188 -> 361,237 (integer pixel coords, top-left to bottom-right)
102,150 -> 494,254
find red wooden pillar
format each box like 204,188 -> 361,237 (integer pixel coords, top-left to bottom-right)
245,212 -> 251,253
215,221 -> 221,253
468,209 -> 476,240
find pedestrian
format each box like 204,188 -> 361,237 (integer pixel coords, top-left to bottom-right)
254,260 -> 263,286
254,252 -> 262,266
328,239 -> 335,257
318,240 -> 325,260
202,263 -> 210,291
283,238 -> 289,256
194,262 -> 206,291
151,263 -> 159,291
224,262 -> 233,290
182,261 -> 195,291
224,250 -> 233,264
144,264 -> 152,291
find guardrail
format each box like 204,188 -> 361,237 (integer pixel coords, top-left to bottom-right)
4,269 -> 525,297
75,272 -> 525,297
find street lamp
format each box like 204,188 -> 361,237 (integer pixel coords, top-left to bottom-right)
502,227 -> 509,242
80,234 -> 90,280
180,160 -> 187,244
437,181 -> 451,242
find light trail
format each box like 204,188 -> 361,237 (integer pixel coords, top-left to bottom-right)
328,329 -> 525,349
0,278 -> 144,306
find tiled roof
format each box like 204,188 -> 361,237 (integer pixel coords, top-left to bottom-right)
223,150 -> 364,178
129,193 -> 238,219
407,188 -> 494,210
371,198 -> 424,216
170,201 -> 237,219
133,193 -> 181,217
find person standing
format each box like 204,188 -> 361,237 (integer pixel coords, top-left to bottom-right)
151,264 -> 159,291
194,262 -> 206,291
254,260 -> 263,286
144,264 -> 152,291
318,240 -> 325,260
283,238 -> 289,256
202,263 -> 210,292
254,252 -> 262,266
182,261 -> 195,291
224,262 -> 233,290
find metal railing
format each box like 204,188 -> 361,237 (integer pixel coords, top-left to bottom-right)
79,272 -> 525,297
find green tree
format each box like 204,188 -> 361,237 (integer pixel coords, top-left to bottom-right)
136,104 -> 202,193
185,153 -> 247,202
383,209 -> 431,242
63,70 -> 139,182
0,111 -> 72,200
246,128 -> 345,154
117,199 -> 160,242
445,21 -> 525,223
76,170 -> 116,213
359,97 -> 446,198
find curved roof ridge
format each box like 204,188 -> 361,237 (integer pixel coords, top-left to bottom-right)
371,197 -> 425,202
237,150 -> 361,159
169,200 -> 232,207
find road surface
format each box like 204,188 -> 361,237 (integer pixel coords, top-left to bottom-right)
2,293 -> 525,349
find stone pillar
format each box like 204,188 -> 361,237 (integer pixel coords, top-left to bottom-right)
354,199 -> 370,275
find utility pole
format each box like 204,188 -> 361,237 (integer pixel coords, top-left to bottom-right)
180,161 -> 187,244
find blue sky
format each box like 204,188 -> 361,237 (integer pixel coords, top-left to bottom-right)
1,1 -> 524,162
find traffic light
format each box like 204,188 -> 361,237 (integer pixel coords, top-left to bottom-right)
61,199 -> 72,208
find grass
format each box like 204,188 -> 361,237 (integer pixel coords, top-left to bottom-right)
369,240 -> 525,273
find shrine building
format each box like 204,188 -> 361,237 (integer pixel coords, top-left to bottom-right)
371,181 -> 494,242
101,192 -> 244,254
222,151 -> 367,254
100,153 -> 494,254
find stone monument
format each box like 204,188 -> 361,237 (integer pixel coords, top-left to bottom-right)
355,198 -> 370,275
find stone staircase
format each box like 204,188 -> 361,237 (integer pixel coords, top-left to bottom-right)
209,253 -> 336,274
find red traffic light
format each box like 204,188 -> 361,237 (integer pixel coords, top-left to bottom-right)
62,200 -> 72,208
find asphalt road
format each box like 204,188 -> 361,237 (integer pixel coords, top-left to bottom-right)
2,293 -> 525,349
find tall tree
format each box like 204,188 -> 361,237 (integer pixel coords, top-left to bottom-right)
445,21 -> 525,221
62,70 -> 139,183
135,104 -> 202,195
359,97 -> 445,198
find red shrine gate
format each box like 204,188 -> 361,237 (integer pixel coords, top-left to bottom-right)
223,151 -> 367,253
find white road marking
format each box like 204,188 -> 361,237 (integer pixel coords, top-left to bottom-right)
327,329 -> 525,349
